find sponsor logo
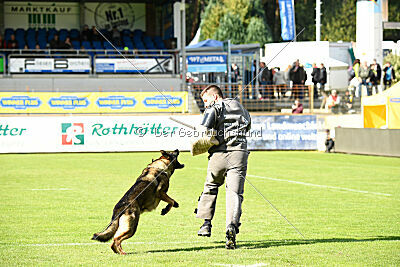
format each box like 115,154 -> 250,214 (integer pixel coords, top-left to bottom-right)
96,96 -> 136,109
142,95 -> 182,109
61,123 -> 84,145
390,98 -> 400,103
48,96 -> 89,109
0,96 -> 41,109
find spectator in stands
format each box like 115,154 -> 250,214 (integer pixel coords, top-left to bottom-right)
81,24 -> 90,42
231,63 -> 239,83
7,34 -> 18,49
369,63 -> 379,95
325,129 -> 335,153
383,61 -> 396,90
326,89 -> 341,114
0,34 -> 6,49
290,60 -> 305,99
50,34 -> 63,49
342,90 -> 354,114
34,44 -> 44,54
273,67 -> 287,98
291,98 -> 303,114
349,59 -> 361,97
319,63 -> 327,92
359,61 -> 370,96
111,26 -> 121,46
311,63 -> 320,99
258,61 -> 269,99
63,37 -> 73,49
373,59 -> 382,92
90,26 -> 102,42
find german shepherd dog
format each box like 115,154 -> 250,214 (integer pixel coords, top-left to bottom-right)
92,150 -> 184,254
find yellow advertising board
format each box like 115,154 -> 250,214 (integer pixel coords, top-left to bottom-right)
0,92 -> 188,113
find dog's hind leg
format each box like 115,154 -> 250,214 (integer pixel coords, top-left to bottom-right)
111,209 -> 140,255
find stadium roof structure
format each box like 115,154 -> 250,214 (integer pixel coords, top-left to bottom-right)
186,39 -> 260,54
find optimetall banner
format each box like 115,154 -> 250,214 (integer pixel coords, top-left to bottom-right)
0,92 -> 188,113
0,115 -> 317,153
279,0 -> 296,41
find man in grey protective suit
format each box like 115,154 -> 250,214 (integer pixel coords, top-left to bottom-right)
195,85 -> 251,249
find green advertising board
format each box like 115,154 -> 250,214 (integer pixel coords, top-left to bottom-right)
0,57 -> 3,73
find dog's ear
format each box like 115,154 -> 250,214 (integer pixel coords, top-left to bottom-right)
160,150 -> 170,159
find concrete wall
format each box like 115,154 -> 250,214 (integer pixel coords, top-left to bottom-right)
335,127 -> 400,157
0,75 -> 182,92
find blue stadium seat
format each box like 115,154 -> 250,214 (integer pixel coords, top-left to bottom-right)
47,28 -> 57,42
5,28 -> 14,41
59,28 -> 68,42
133,29 -> 144,38
38,40 -> 47,49
121,29 -> 131,36
71,40 -> 80,50
69,29 -> 80,40
27,40 -> 36,49
143,36 -> 156,50
154,36 -> 166,49
82,41 -> 92,49
124,40 -> 134,50
103,41 -> 116,54
92,41 -> 104,54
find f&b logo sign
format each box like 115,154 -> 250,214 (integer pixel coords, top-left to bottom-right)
61,123 -> 84,145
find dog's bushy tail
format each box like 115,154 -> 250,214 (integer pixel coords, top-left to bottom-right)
92,219 -> 119,242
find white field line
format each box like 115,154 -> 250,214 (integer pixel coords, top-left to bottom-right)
1,240 -> 207,247
247,174 -> 392,197
193,168 -> 392,197
30,188 -> 71,191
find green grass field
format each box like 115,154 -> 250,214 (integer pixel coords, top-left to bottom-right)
0,151 -> 399,266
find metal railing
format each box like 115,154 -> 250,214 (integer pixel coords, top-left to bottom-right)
188,83 -> 361,113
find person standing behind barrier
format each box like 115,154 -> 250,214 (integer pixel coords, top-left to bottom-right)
319,63 -> 327,92
383,62 -> 396,90
359,61 -> 371,96
311,63 -> 320,99
273,67 -> 287,98
373,59 -> 382,93
258,62 -> 269,99
290,60 -> 304,99
369,63 -> 379,95
350,59 -> 361,97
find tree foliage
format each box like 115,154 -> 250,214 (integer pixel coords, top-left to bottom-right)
215,12 -> 246,44
199,0 -> 272,46
322,0 -> 356,42
246,16 -> 272,44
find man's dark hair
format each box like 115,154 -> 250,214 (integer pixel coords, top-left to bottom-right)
200,85 -> 224,98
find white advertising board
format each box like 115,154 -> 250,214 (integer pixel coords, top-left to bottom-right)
0,116 -> 201,153
9,58 -> 91,73
95,58 -> 164,73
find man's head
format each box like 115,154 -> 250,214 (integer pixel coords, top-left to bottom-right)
259,61 -> 266,68
331,90 -> 337,96
294,98 -> 300,106
200,85 -> 224,108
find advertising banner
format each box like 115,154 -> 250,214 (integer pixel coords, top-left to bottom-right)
0,57 -> 3,73
279,0 -> 296,41
248,115 -> 317,150
187,55 -> 227,73
95,58 -> 164,73
0,92 -> 188,113
9,58 -> 91,73
0,115 -> 317,153
4,1 -> 79,29
83,3 -> 146,31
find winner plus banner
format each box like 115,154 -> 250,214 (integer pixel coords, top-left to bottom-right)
0,92 -> 188,113
9,58 -> 91,73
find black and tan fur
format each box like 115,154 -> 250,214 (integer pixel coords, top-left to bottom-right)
92,149 -> 184,254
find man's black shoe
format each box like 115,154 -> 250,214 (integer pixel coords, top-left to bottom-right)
225,224 -> 236,249
197,222 -> 212,237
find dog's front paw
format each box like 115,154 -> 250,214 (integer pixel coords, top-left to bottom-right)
161,208 -> 168,216
173,201 -> 179,208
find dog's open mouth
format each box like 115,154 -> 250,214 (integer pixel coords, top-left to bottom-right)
173,149 -> 185,169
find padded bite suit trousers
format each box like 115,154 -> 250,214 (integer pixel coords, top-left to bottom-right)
196,150 -> 249,229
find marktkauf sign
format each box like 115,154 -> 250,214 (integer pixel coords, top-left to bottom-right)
187,55 -> 227,73
0,115 -> 317,153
